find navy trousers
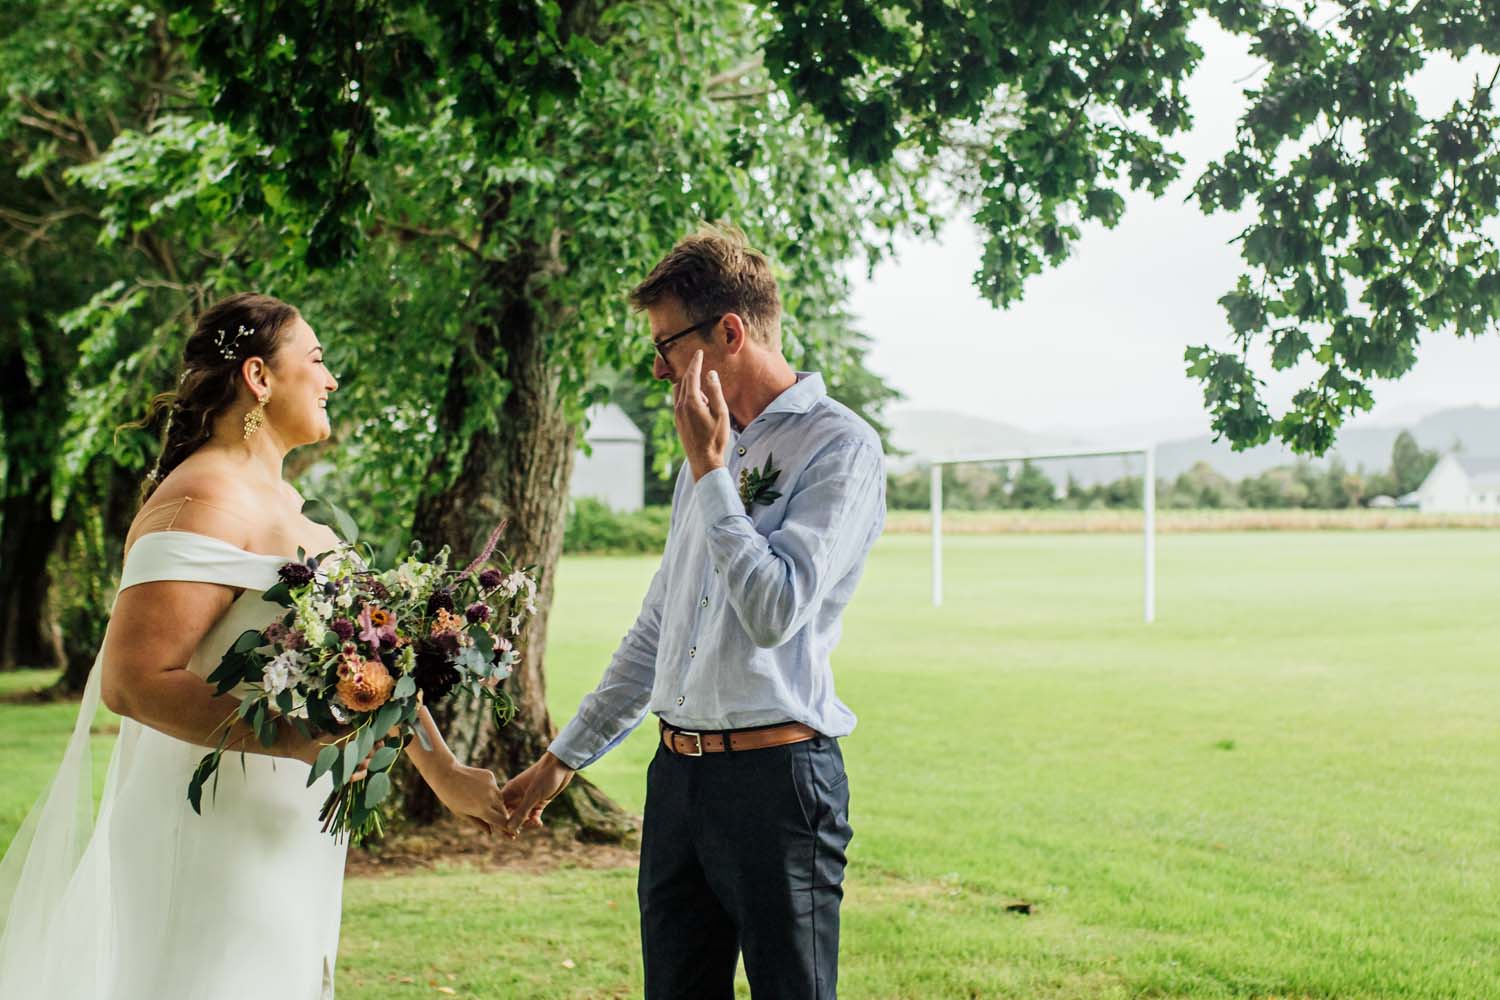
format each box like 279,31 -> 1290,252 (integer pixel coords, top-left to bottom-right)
638,732 -> 853,999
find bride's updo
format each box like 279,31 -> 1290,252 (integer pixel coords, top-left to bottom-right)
139,292 -> 299,502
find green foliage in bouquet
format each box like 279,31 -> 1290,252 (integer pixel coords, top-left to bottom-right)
187,501 -> 539,842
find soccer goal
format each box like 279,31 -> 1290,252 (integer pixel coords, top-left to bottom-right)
927,445 -> 1156,622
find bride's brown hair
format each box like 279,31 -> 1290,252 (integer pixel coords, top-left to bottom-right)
134,293 -> 300,503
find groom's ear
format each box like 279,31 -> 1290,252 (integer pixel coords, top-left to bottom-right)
721,313 -> 749,356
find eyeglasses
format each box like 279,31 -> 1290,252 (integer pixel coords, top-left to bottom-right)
652,314 -> 723,362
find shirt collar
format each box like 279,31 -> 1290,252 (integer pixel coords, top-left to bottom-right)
754,371 -> 825,423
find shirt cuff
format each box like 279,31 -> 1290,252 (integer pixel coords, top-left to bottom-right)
548,716 -> 606,771
694,465 -> 745,527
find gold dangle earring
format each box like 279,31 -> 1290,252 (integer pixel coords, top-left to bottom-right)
243,391 -> 270,440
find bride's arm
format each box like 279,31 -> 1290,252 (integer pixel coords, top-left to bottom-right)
100,578 -> 328,764
400,706 -> 510,833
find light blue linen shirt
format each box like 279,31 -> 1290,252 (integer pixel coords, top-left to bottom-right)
549,372 -> 886,770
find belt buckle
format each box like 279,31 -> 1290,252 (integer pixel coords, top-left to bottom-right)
676,730 -> 704,757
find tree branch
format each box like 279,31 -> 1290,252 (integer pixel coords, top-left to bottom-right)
372,217 -> 483,257
15,114 -> 85,148
0,206 -> 98,252
708,88 -> 772,102
706,54 -> 764,90
1057,0 -> 1142,147
19,96 -> 82,133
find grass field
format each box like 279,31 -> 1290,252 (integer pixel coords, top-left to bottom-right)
883,507 -> 1500,533
3,530 -> 1499,998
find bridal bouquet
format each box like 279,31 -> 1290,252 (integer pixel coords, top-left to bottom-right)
187,504 -> 537,843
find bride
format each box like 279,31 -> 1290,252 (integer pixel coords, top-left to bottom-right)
0,292 -> 508,998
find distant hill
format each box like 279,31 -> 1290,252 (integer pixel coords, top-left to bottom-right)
1152,404 -> 1500,482
885,409 -> 1086,472
887,405 -> 1500,486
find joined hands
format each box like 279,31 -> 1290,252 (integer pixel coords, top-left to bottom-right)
499,752 -> 575,839
432,762 -> 510,835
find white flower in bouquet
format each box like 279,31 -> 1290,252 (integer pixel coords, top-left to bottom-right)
394,554 -> 445,601
262,650 -> 306,696
317,548 -> 357,580
501,570 -> 536,599
291,591 -> 329,645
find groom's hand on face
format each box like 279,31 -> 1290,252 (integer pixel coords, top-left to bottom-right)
674,350 -> 731,482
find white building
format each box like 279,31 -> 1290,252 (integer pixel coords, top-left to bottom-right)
570,403 -> 645,512
1401,455 -> 1500,513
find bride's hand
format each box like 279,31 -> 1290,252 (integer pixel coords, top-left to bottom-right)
429,763 -> 509,834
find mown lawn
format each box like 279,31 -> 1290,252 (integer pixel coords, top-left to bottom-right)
4,530 -> 1498,998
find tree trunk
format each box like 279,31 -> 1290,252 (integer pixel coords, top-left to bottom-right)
399,267 -> 633,843
0,488 -> 65,670
0,318 -> 67,672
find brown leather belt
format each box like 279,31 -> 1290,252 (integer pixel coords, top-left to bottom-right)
659,720 -> 819,756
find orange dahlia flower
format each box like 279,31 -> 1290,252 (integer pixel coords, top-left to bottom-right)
336,658 -> 395,712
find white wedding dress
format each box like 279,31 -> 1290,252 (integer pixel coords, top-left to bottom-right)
0,529 -> 347,998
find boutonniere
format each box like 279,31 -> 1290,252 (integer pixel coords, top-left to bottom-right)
738,453 -> 783,509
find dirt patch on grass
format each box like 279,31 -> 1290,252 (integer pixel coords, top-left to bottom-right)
348,817 -> 640,878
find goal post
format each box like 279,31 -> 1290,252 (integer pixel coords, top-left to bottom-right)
927,445 -> 1156,623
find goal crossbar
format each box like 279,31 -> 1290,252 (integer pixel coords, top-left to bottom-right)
927,445 -> 1156,622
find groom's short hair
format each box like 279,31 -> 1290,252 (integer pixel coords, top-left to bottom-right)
630,224 -> 782,348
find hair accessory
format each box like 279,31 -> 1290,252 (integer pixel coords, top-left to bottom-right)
215,324 -> 255,361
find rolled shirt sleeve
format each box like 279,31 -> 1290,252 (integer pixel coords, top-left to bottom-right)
548,552 -> 668,770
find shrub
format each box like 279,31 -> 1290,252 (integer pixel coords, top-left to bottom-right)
563,498 -> 671,554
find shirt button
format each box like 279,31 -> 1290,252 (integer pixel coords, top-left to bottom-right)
688,646 -> 697,657
736,446 -> 746,456
676,696 -> 684,706
700,597 -> 709,608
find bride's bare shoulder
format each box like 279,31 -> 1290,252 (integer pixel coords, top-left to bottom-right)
131,457 -> 281,549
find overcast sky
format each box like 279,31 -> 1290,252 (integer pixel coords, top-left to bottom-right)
848,16 -> 1500,441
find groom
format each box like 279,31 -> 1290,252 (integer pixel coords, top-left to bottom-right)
502,225 -> 885,999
